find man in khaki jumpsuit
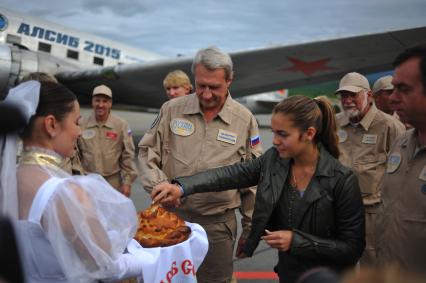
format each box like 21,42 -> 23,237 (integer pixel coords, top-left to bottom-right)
78,85 -> 138,196
138,47 -> 262,283
373,75 -> 412,129
377,45 -> 426,276
163,70 -> 193,100
372,75 -> 395,116
335,72 -> 405,265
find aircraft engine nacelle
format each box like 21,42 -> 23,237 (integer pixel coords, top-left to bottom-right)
0,44 -> 79,98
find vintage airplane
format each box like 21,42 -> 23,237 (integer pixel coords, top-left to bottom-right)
1,7 -> 426,114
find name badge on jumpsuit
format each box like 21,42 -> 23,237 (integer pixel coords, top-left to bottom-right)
362,134 -> 378,144
386,152 -> 401,173
170,118 -> 194,136
82,129 -> 95,139
217,129 -> 237,145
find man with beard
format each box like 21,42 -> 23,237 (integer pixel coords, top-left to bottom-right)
335,72 -> 405,266
138,47 -> 262,283
78,85 -> 138,197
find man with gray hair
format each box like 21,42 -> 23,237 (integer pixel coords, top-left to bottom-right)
138,47 -> 262,282
335,72 -> 405,265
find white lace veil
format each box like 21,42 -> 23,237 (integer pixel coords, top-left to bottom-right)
0,81 -> 40,219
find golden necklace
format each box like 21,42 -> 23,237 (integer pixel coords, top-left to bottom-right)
291,166 -> 316,190
291,169 -> 298,188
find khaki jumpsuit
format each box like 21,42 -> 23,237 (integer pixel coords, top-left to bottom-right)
336,104 -> 405,265
60,147 -> 85,175
138,93 -> 262,283
78,113 -> 138,191
377,129 -> 426,276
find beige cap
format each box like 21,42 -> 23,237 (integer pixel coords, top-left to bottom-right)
372,75 -> 394,94
336,72 -> 370,94
92,85 -> 112,98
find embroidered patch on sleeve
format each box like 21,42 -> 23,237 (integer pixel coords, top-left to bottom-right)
250,135 -> 260,147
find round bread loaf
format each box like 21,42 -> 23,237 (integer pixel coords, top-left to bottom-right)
134,204 -> 191,248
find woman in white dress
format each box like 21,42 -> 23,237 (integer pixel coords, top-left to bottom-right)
1,81 -> 144,282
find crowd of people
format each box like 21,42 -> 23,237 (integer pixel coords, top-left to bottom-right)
0,44 -> 425,283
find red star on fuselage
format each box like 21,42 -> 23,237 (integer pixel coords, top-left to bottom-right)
280,57 -> 335,76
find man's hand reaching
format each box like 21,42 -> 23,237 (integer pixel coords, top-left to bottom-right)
151,182 -> 183,206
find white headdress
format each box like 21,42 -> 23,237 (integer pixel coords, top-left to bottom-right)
0,81 -> 40,219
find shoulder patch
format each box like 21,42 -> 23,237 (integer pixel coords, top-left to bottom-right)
386,152 -> 401,173
150,113 -> 160,129
250,135 -> 260,147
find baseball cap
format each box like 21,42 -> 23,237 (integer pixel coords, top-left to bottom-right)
336,72 -> 370,94
372,75 -> 394,94
92,85 -> 112,98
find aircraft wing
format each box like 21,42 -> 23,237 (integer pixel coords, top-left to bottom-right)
57,26 -> 426,110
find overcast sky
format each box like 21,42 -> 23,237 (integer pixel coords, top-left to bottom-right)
2,0 -> 426,57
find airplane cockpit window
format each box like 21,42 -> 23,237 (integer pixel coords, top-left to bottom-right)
6,34 -> 21,45
67,49 -> 79,60
93,56 -> 104,66
38,42 -> 51,53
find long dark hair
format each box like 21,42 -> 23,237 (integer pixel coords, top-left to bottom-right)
21,81 -> 77,140
273,95 -> 339,158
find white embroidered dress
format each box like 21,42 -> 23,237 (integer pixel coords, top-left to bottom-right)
16,147 -> 142,282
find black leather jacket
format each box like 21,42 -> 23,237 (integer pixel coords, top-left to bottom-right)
176,146 -> 365,282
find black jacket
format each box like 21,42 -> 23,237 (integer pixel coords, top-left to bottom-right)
176,146 -> 365,282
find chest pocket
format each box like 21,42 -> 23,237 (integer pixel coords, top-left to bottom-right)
401,178 -> 426,231
354,153 -> 387,195
161,142 -> 192,178
227,147 -> 247,164
101,131 -> 123,173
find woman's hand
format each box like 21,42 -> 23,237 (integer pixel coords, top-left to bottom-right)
151,182 -> 182,206
261,229 -> 293,252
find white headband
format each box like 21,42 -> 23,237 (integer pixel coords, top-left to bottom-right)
0,81 -> 40,219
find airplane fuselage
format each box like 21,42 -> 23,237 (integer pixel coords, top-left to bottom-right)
0,7 -> 164,96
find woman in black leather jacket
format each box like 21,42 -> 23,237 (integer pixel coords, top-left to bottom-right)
152,95 -> 365,283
